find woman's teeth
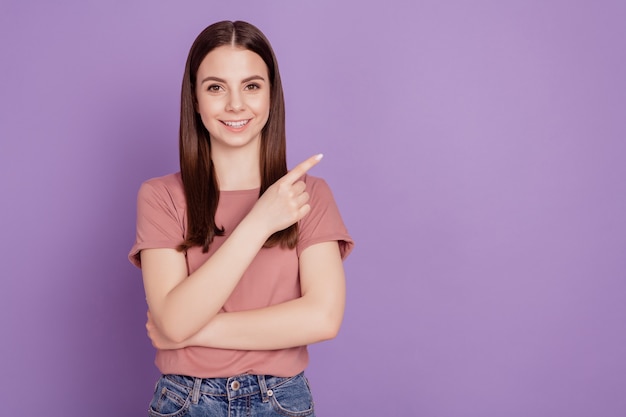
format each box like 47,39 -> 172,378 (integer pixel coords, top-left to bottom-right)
223,120 -> 249,128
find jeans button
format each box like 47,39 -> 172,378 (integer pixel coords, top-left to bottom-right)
230,381 -> 240,390
267,389 -> 273,397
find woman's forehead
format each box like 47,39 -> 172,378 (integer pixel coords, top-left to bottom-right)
197,46 -> 267,81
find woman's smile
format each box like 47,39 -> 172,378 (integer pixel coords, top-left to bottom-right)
221,119 -> 251,131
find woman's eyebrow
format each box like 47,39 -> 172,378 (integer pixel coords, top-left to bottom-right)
241,75 -> 266,83
200,75 -> 266,84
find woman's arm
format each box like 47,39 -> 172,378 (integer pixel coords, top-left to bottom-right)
141,216 -> 268,344
148,240 -> 346,350
142,155 -> 323,344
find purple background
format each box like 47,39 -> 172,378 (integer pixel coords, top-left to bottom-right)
1,1 -> 625,416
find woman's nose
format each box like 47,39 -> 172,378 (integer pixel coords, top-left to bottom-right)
226,91 -> 244,111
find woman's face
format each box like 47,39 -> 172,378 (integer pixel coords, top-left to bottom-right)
195,45 -> 270,153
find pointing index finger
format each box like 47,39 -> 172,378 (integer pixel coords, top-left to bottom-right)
283,153 -> 323,184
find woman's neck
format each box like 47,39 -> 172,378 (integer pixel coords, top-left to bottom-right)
211,146 -> 261,191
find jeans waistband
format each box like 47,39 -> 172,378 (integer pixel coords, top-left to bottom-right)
163,372 -> 302,401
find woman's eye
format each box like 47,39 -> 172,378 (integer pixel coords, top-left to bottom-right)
207,85 -> 222,92
245,83 -> 260,91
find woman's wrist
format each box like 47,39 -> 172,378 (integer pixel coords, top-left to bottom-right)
239,210 -> 274,243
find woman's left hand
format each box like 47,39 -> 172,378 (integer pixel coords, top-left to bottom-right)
146,310 -> 184,350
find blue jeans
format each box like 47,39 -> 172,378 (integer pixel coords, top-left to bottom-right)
148,372 -> 315,417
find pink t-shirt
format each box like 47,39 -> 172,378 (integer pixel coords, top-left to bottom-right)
129,172 -> 353,378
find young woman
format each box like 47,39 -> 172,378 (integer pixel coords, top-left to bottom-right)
129,21 -> 353,417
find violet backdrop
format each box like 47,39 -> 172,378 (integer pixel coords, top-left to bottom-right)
1,1 -> 625,416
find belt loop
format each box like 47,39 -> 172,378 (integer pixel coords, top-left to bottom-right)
191,377 -> 202,404
257,375 -> 269,403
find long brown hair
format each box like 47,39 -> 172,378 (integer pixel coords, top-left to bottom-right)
177,20 -> 297,253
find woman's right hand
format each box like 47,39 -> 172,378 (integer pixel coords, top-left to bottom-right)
249,153 -> 323,236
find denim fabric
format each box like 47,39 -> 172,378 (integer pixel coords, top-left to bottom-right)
147,372 -> 315,417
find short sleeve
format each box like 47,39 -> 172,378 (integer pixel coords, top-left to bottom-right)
128,176 -> 186,268
297,175 -> 354,260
